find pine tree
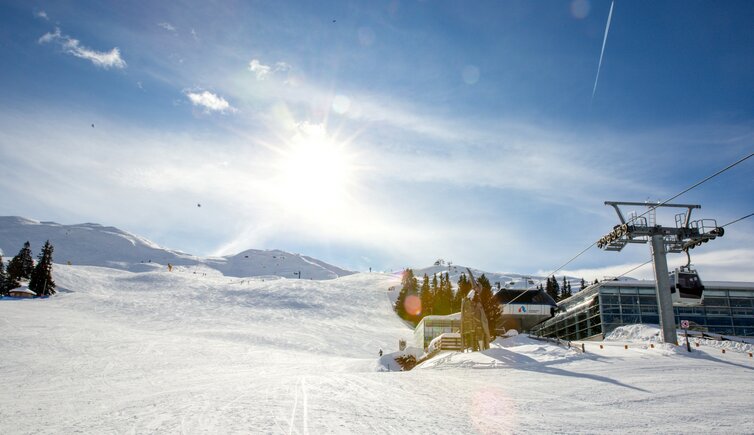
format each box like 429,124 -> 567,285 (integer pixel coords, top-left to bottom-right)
454,273 -> 472,311
545,277 -> 560,302
434,272 -> 453,315
561,276 -> 573,300
0,255 -> 8,296
29,240 -> 56,297
580,278 -> 587,291
477,274 -> 502,337
394,268 -> 420,323
7,241 -> 34,284
420,274 -> 433,317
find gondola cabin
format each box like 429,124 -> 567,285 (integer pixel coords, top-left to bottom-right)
670,267 -> 704,306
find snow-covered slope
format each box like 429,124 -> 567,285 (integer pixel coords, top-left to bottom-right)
0,216 -> 353,279
2,266 -> 754,433
413,263 -> 584,291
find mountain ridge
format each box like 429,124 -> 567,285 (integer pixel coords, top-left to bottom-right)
0,216 -> 353,280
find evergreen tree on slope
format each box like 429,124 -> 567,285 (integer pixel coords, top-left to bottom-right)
545,276 -> 561,302
0,255 -> 9,296
420,274 -> 433,317
7,241 -> 34,284
454,273 -> 472,312
394,268 -> 419,323
29,240 -> 56,297
433,272 -> 453,315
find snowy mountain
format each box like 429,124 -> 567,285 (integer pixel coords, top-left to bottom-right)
413,263 -> 584,291
0,216 -> 353,279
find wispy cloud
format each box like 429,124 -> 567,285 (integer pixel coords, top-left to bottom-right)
34,10 -> 49,20
248,59 -> 291,80
38,27 -> 126,69
158,22 -> 176,32
184,89 -> 236,114
558,248 -> 754,283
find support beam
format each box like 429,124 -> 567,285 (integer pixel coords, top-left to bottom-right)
651,234 -> 677,344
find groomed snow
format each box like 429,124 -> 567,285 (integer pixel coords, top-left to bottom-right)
2,265 -> 754,433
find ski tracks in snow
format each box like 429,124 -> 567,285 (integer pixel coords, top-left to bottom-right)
286,376 -> 309,435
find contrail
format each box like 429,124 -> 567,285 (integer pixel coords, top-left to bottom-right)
592,0 -> 615,102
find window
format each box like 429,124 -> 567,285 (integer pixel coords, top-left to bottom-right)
729,298 -> 753,308
640,305 -> 658,315
706,317 -> 733,326
639,295 -> 658,306
640,315 -> 659,324
602,305 -> 621,315
600,295 -> 620,305
705,306 -> 730,316
703,297 -> 728,307
622,305 -> 640,315
733,317 -> 754,327
729,291 -> 754,298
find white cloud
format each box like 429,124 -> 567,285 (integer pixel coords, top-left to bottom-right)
34,10 -> 49,20
248,59 -> 290,80
184,90 -> 236,114
158,22 -> 176,32
556,248 -> 754,283
38,27 -> 126,69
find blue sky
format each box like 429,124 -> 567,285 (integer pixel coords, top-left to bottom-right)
1,0 -> 753,280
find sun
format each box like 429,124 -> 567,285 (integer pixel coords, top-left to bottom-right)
274,122 -> 356,214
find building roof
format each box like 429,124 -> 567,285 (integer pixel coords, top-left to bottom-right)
495,289 -> 557,307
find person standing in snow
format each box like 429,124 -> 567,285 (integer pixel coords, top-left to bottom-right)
379,348 -> 383,357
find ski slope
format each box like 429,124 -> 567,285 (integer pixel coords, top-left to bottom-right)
2,265 -> 754,434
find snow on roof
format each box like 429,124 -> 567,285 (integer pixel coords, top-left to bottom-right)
9,287 -> 36,295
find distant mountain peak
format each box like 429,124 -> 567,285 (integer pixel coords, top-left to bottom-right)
0,216 -> 353,280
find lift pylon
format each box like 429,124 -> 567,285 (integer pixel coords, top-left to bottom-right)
597,201 -> 724,344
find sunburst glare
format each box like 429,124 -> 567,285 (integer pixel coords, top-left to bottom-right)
274,122 -> 358,218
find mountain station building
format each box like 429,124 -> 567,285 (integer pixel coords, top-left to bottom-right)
530,279 -> 754,340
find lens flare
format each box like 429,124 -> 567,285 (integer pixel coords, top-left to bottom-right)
404,294 -> 422,316
470,387 -> 516,434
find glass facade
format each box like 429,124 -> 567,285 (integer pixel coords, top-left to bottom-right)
531,281 -> 754,340
414,315 -> 461,350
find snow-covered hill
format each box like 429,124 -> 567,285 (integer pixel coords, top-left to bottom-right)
413,263 -> 584,291
2,218 -> 754,432
0,216 -> 352,279
2,267 -> 753,433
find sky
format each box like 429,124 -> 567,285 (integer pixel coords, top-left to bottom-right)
0,0 -> 753,280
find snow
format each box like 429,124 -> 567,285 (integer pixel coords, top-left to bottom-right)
2,219 -> 754,432
0,216 -> 353,279
2,265 -> 754,433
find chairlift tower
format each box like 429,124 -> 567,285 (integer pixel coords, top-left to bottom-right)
597,201 -> 724,344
